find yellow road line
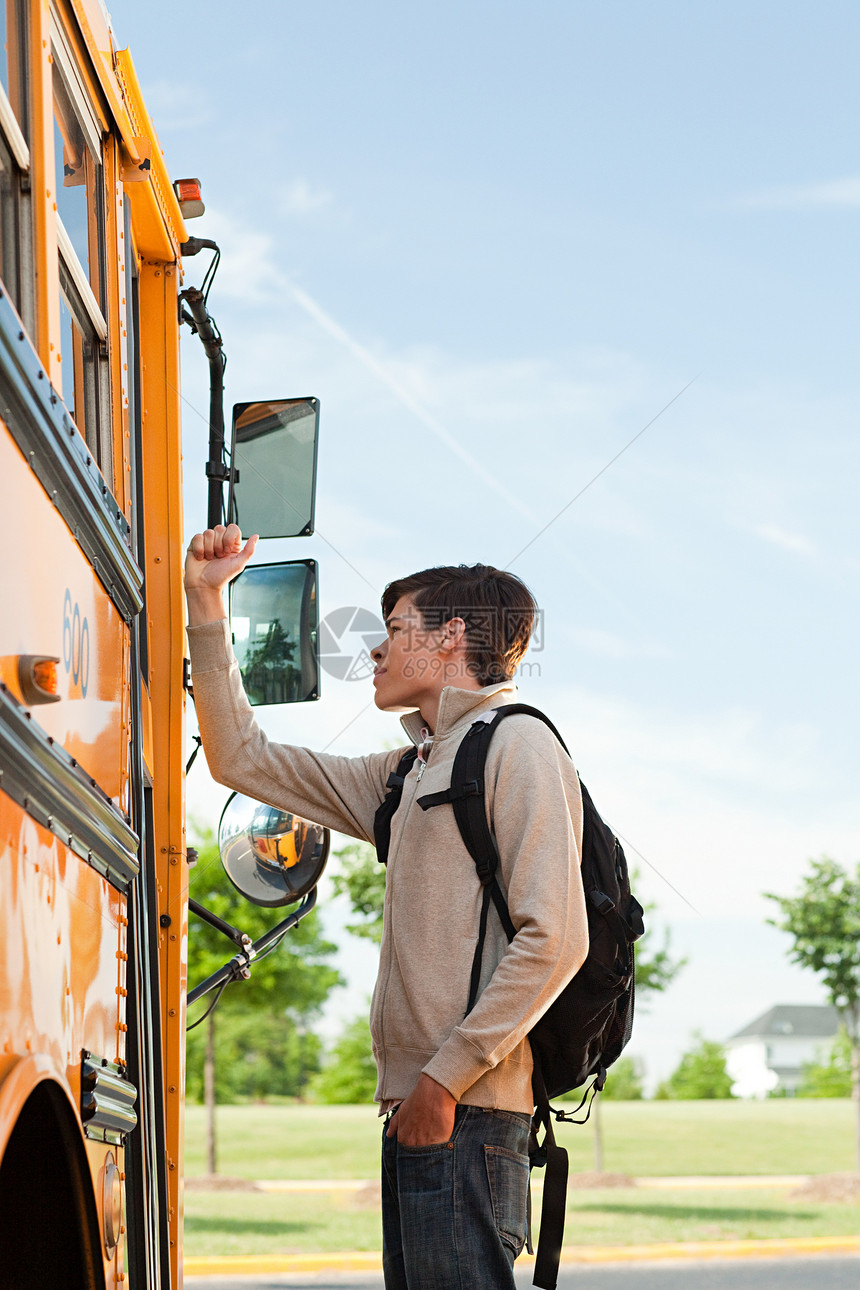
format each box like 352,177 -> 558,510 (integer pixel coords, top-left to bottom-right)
184,1234 -> 860,1277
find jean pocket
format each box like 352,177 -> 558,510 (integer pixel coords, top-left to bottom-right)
398,1138 -> 453,1155
484,1143 -> 529,1256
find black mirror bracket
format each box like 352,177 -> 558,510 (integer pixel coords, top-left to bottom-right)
188,896 -> 252,950
187,887 -> 317,1007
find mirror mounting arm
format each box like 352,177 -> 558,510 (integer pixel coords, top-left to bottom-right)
179,280 -> 227,529
188,896 -> 251,950
187,888 -> 318,1008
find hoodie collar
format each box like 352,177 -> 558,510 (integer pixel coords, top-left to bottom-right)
399,679 -> 517,745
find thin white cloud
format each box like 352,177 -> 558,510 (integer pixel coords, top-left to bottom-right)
279,179 -> 334,217
740,177 -> 860,210
528,681 -> 855,922
754,522 -> 815,554
288,283 -> 540,523
185,209 -> 281,302
568,627 -> 673,661
137,79 -> 213,132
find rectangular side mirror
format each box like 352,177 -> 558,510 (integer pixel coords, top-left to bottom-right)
229,560 -> 319,705
228,398 -> 319,539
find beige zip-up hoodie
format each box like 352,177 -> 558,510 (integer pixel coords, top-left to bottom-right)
188,619 -> 588,1114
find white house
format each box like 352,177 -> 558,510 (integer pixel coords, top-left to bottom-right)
725,1004 -> 840,1098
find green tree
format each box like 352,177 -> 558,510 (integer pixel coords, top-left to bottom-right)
186,1010 -> 324,1103
655,1034 -> 734,1100
797,1027 -> 853,1099
634,921 -> 686,997
309,1013 -> 378,1104
599,1055 -> 644,1101
584,900 -> 686,1166
331,841 -> 384,943
186,826 -> 342,1172
241,618 -> 299,704
765,857 -> 860,1169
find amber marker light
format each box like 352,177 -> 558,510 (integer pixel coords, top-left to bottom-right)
18,655 -> 61,705
173,177 -> 205,219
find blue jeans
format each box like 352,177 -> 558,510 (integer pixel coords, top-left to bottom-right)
381,1104 -> 532,1290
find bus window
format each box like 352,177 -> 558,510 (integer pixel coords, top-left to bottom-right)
0,0 -> 32,328
0,0 -> 7,93
0,134 -> 20,299
0,0 -> 29,131
51,6 -> 110,475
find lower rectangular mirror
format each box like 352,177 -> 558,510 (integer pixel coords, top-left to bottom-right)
229,560 -> 319,705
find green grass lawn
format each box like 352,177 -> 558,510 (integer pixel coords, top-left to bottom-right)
184,1189 -> 380,1257
182,1100 -> 859,1255
184,1099 -> 857,1181
182,1185 -> 860,1257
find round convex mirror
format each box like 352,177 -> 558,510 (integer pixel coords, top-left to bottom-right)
218,793 -> 330,907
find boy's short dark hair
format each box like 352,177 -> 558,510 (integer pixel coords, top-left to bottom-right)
381,564 -> 537,686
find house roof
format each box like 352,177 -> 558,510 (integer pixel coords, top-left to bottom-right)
728,1004 -> 840,1041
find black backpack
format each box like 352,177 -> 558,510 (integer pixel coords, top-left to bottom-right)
374,703 -> 644,1290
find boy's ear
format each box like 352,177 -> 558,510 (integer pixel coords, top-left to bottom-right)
441,617 -> 467,651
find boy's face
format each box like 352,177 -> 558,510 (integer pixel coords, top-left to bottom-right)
372,595 -> 448,713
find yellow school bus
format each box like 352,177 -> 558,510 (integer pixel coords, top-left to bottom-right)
0,1 -> 190,1284
0,4 -> 324,1283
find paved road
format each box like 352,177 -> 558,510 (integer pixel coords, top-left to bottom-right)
187,1253 -> 860,1290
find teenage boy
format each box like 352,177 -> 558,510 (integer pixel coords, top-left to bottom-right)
185,523 -> 588,1290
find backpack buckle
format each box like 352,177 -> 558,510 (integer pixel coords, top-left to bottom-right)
589,889 -> 615,914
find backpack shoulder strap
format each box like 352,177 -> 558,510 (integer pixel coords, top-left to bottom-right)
496,702 -> 571,757
418,704 -> 569,1012
373,747 -> 419,866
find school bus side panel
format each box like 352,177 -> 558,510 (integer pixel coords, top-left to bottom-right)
138,256 -> 188,1286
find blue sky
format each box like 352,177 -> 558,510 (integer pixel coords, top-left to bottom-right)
110,0 -> 859,1087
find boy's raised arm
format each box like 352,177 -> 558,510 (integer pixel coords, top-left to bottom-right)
184,523 -> 258,625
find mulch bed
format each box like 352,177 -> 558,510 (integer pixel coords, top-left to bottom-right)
790,1173 -> 860,1202
185,1175 -> 260,1191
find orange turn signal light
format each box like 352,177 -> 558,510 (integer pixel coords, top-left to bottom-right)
174,178 -> 201,203
173,177 -> 205,219
18,655 -> 61,705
